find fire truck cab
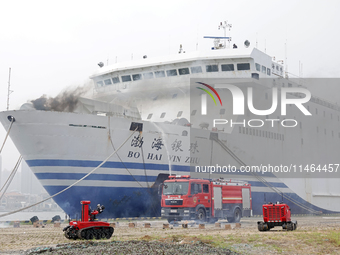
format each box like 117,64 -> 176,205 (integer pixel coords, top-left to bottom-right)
161,175 -> 252,223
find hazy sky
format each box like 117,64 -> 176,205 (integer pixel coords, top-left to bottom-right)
0,0 -> 339,171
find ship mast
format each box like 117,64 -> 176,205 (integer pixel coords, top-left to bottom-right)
7,68 -> 13,111
218,21 -> 232,49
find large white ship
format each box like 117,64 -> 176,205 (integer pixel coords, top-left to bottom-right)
1,33 -> 339,219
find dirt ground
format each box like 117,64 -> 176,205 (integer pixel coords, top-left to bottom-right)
0,216 -> 340,254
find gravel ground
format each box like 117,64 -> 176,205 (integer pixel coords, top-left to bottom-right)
0,216 -> 340,254
24,240 -> 237,255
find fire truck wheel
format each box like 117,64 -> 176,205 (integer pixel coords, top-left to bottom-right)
234,208 -> 241,223
228,208 -> 241,223
196,208 -> 206,222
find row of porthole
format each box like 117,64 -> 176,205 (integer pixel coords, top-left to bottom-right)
96,63 -> 252,87
146,108 -> 228,120
147,111 -> 184,120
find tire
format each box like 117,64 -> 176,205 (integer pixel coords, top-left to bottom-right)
228,208 -> 241,223
287,223 -> 293,231
196,208 -> 206,222
258,222 -> 264,231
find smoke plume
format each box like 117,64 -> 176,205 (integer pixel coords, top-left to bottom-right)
31,84 -> 92,112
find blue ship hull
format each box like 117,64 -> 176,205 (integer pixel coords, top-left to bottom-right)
44,184 -> 333,220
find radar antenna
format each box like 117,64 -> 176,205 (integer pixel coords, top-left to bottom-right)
204,21 -> 232,50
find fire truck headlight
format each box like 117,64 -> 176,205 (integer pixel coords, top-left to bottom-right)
184,210 -> 190,213
161,209 -> 164,213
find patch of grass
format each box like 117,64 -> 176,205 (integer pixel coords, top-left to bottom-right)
293,230 -> 340,249
271,244 -> 283,253
247,234 -> 260,242
327,231 -> 340,246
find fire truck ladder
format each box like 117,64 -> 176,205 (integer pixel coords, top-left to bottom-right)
210,134 -> 321,214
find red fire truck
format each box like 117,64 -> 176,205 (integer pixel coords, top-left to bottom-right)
160,175 -> 252,223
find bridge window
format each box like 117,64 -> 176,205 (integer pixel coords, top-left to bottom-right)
160,112 -> 166,118
155,71 -> 165,78
237,63 -> 250,71
206,65 -> 218,72
262,66 -> 266,73
267,68 -> 271,76
143,72 -> 154,79
112,77 -> 120,84
178,68 -> 190,75
97,81 -> 104,87
177,111 -> 183,117
221,64 -> 234,71
132,74 -> 142,81
191,66 -> 202,73
166,69 -> 177,76
255,63 -> 261,72
104,79 -> 112,85
147,113 -> 153,119
191,110 -> 197,116
121,75 -> 131,82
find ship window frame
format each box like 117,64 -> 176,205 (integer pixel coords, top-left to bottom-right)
132,74 -> 142,81
219,108 -> 226,115
166,69 -> 178,77
255,63 -> 261,72
154,71 -> 165,78
221,64 -> 234,71
143,72 -> 154,79
121,75 -> 132,82
147,113 -> 153,119
160,112 -> 166,118
112,76 -> 120,84
178,68 -> 190,75
267,68 -> 271,76
262,65 -> 266,73
96,81 -> 104,87
177,111 -> 183,117
237,63 -> 250,71
191,110 -> 197,116
104,79 -> 112,85
191,66 -> 202,73
206,65 -> 219,72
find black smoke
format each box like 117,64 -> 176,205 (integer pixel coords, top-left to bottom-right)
31,85 -> 91,112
